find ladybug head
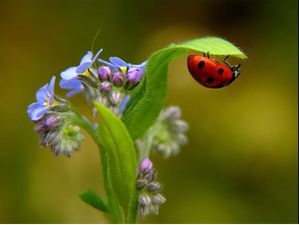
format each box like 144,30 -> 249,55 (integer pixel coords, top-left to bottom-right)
225,64 -> 241,86
231,64 -> 241,79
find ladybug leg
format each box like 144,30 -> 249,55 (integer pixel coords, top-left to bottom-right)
203,52 -> 210,58
223,55 -> 232,67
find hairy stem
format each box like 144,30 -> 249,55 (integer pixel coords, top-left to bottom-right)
67,110 -> 124,223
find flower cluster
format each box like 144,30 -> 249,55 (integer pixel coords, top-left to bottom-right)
27,76 -> 83,156
137,106 -> 188,158
27,50 -> 147,156
60,50 -> 147,115
137,158 -> 166,218
153,106 -> 188,157
34,114 -> 84,156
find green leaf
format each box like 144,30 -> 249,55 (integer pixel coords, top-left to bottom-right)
122,37 -> 247,140
80,190 -> 110,212
94,102 -> 138,224
176,37 -> 247,58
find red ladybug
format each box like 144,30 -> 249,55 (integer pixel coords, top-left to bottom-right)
187,54 -> 241,88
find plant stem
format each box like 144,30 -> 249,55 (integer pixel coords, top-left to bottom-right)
67,110 -> 118,223
69,112 -> 99,144
68,108 -> 138,224
138,133 -> 154,161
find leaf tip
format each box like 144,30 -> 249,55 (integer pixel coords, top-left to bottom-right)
80,189 -> 110,213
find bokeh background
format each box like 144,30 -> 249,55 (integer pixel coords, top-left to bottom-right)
0,0 -> 297,223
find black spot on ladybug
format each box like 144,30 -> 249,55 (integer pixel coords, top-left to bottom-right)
218,68 -> 224,75
206,77 -> 214,83
197,61 -> 205,69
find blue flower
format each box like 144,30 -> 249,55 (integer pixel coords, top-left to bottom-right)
60,50 -> 102,97
61,49 -> 103,80
98,56 -> 147,72
27,76 -> 56,121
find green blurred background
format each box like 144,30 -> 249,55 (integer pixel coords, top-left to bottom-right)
0,0 -> 297,223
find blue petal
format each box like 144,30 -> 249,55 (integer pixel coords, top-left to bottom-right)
80,51 -> 93,65
61,67 -> 78,80
66,88 -> 83,98
60,78 -> 82,90
76,62 -> 92,74
119,95 -> 131,114
49,76 -> 56,90
138,61 -> 147,70
98,58 -> 115,68
60,79 -> 83,98
90,49 -> 103,64
130,61 -> 147,70
27,102 -> 39,115
109,57 -> 129,67
27,103 -> 48,121
47,76 -> 56,95
99,56 -> 146,72
44,76 -> 56,105
36,84 -> 50,104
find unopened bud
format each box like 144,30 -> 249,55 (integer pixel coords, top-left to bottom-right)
126,67 -> 144,84
139,158 -> 153,173
151,194 -> 166,205
112,72 -> 124,87
147,181 -> 161,193
45,115 -> 63,129
100,81 -> 112,94
139,205 -> 150,218
139,193 -> 151,206
97,66 -> 111,81
173,120 -> 189,132
98,96 -> 109,106
164,106 -> 181,119
136,179 -> 147,190
149,205 -> 159,215
144,171 -> 156,182
110,91 -> 122,105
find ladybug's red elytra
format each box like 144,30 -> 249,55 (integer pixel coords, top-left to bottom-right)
187,53 -> 241,88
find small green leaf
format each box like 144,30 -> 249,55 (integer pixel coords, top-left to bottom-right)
176,37 -> 247,59
80,190 -> 109,212
122,37 -> 247,140
94,102 -> 138,223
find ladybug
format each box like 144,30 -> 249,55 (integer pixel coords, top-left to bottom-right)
187,53 -> 241,88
